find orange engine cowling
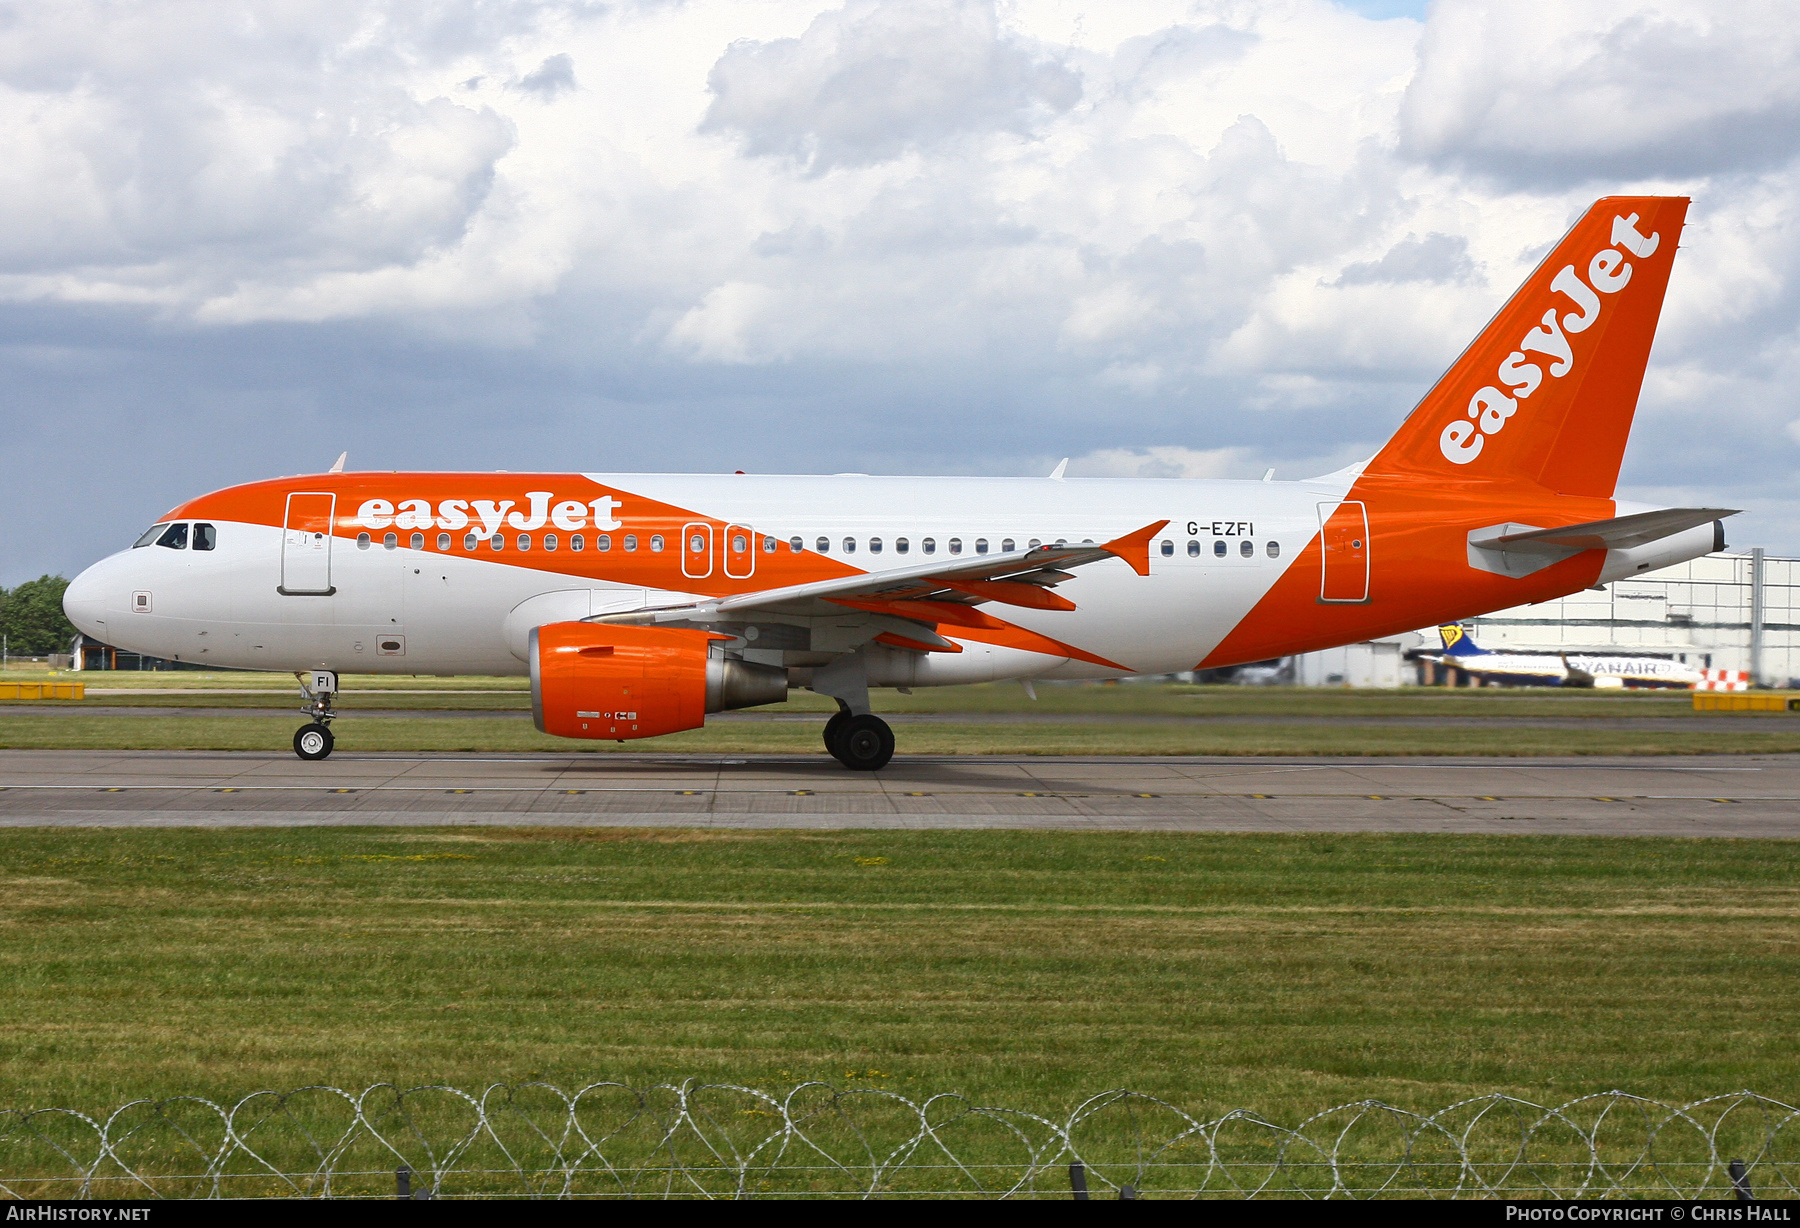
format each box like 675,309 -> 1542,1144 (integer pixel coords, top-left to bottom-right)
530,621 -> 787,740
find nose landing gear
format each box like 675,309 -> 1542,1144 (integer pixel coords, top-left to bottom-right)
293,670 -> 339,761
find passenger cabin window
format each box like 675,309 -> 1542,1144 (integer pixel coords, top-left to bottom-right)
1266,541 -> 1280,559
1028,539 -> 1041,548
437,532 -> 450,550
650,535 -> 665,552
1214,540 -> 1226,557
544,533 -> 558,551
358,532 -> 372,550
383,532 -> 398,550
517,534 -> 530,551
597,534 -> 610,551
623,535 -> 637,552
1160,540 -> 1174,557
411,532 -> 425,550
763,536 -> 777,553
922,538 -> 936,554
193,523 -> 216,551
790,536 -> 804,552
843,537 -> 856,553
731,534 -> 748,554
816,537 -> 830,553
490,534 -> 504,551
948,538 -> 962,555
134,523 -> 170,548
896,538 -> 909,554
463,533 -> 478,550
690,534 -> 705,553
1187,540 -> 1200,557
869,537 -> 882,554
1240,539 -> 1254,558
1001,538 -> 1014,552
156,523 -> 188,550
975,538 -> 988,554
571,534 -> 585,551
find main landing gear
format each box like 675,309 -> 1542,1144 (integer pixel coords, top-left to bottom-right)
824,708 -> 895,771
293,670 -> 339,761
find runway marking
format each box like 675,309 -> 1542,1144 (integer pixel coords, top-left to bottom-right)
563,790 -> 585,795
447,789 -> 473,794
1477,796 -> 1501,801
1595,797 -> 1617,802
902,792 -> 929,796
676,790 -> 703,796
329,788 -> 355,794
1134,793 -> 1159,798
101,788 -> 124,793
791,790 -> 813,796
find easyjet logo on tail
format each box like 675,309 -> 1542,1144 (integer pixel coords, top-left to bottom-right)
1439,214 -> 1661,466
354,492 -> 625,537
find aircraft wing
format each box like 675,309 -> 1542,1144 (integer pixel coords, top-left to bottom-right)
593,520 -> 1168,632
1469,508 -> 1737,556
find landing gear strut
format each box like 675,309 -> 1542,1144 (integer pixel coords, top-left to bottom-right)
813,653 -> 893,771
293,670 -> 338,761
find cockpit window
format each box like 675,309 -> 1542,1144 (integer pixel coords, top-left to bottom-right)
193,523 -> 216,551
134,523 -> 169,548
155,523 -> 189,550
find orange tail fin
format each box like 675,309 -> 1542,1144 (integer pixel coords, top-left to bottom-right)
1365,196 -> 1688,498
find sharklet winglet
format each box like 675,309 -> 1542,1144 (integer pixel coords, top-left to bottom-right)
1103,520 -> 1169,577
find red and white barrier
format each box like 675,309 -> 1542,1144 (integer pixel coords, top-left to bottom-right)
1696,669 -> 1751,691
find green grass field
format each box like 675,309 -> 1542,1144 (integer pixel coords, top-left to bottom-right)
2,827 -> 1795,1122
6,675 -> 1800,755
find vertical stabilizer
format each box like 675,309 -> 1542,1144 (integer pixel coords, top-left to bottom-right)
1365,197 -> 1688,498
1437,625 -> 1484,656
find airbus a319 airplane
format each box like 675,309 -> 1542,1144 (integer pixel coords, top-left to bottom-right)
62,196 -> 1735,768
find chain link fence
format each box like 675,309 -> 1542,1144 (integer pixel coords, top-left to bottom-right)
2,1083 -> 1795,1199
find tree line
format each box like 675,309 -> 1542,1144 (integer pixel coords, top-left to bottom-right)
1,576 -> 78,656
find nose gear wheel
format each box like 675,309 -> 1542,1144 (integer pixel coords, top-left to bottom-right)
294,722 -> 334,761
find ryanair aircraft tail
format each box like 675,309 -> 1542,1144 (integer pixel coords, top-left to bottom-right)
1437,625 -> 1486,657
1366,197 -> 1688,498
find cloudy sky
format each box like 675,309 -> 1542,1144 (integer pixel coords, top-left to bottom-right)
4,0 -> 1797,585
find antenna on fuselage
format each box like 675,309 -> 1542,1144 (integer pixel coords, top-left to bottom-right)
1048,458 -> 1068,481
1261,468 -> 1275,482
328,452 -> 347,474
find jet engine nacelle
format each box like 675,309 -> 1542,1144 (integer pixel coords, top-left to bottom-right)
529,621 -> 788,740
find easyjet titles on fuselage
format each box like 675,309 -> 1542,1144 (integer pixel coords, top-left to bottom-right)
354,493 -> 625,538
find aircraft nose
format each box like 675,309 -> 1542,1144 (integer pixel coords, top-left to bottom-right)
62,561 -> 111,639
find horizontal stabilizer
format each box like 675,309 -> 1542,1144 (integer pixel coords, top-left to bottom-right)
1470,507 -> 1737,556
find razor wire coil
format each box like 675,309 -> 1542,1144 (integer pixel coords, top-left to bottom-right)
2,1084 -> 1795,1200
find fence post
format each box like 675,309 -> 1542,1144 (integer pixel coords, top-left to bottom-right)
396,1165 -> 411,1199
1730,1158 -> 1752,1201
1119,1184 -> 1139,1199
1069,1162 -> 1088,1200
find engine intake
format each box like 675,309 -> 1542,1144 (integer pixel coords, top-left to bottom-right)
530,622 -> 787,740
